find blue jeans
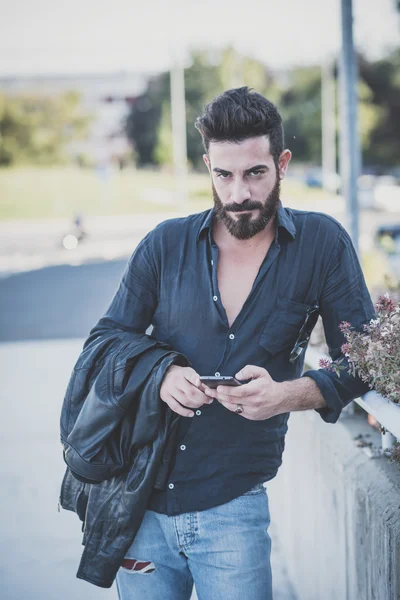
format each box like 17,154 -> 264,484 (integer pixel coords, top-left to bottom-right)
115,482 -> 272,600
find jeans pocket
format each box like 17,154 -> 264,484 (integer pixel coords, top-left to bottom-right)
242,482 -> 266,496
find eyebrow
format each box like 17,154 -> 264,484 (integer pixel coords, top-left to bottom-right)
212,164 -> 269,175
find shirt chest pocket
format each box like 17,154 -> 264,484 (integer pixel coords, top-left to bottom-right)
259,296 -> 317,359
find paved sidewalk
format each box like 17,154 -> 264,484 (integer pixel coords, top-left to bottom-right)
0,339 -> 297,600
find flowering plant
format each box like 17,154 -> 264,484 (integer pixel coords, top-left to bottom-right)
319,294 -> 400,404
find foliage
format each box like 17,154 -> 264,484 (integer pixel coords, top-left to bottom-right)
278,66 -> 323,163
125,73 -> 169,166
357,80 -> 384,154
182,51 -> 223,167
3,48 -> 398,170
389,441 -> 400,468
125,46 -> 400,171
0,91 -> 90,167
319,294 -> 400,403
127,48 -> 275,168
153,102 -> 173,166
359,49 -> 400,167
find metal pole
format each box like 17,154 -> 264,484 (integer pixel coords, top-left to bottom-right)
339,0 -> 361,254
170,58 -> 188,212
321,58 -> 337,193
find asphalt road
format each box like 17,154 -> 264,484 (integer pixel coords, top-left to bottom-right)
0,259 -> 127,342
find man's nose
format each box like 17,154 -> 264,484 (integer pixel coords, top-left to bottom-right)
231,180 -> 250,205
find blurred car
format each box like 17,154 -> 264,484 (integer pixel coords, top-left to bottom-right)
374,177 -> 400,213
304,168 -> 341,192
375,223 -> 400,280
305,168 -> 323,188
376,223 -> 400,254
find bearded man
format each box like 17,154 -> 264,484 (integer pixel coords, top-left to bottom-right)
95,87 -> 374,599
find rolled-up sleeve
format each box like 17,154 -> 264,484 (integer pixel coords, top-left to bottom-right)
302,227 -> 376,423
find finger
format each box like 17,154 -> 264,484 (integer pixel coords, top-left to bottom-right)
182,380 -> 208,399
165,395 -> 195,418
198,381 -> 210,393
216,378 -> 261,399
177,384 -> 212,407
197,382 -> 215,403
181,370 -> 213,403
172,388 -> 197,408
182,368 -> 202,388
235,365 -> 267,381
203,386 -> 218,398
218,399 -> 254,420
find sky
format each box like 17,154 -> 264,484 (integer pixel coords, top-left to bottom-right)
0,0 -> 398,76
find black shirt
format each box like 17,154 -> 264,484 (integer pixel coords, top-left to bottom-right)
99,202 -> 375,516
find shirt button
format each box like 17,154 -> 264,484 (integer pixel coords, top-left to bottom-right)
168,483 -> 174,489
211,260 -> 214,266
229,334 -> 235,340
195,410 -> 201,416
213,296 -> 218,302
215,372 -> 220,377
180,444 -> 186,451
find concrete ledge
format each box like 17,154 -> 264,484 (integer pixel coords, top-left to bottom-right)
267,408 -> 400,600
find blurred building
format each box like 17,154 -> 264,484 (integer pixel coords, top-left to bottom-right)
0,71 -> 147,165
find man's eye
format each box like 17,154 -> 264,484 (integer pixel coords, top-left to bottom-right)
249,170 -> 263,177
216,173 -> 230,179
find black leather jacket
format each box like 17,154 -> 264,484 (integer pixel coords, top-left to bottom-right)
59,325 -> 188,588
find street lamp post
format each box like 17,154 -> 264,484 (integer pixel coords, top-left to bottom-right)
339,0 -> 361,255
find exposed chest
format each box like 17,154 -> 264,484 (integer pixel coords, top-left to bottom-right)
217,247 -> 270,328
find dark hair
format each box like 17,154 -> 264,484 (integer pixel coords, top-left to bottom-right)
195,86 -> 284,166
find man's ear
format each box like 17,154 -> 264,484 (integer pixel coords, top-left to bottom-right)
203,154 -> 211,175
278,149 -> 292,180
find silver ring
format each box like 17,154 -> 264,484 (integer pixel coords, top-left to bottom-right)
234,404 -> 244,414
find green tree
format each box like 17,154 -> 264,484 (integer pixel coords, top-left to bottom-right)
358,79 -> 384,155
182,51 -> 223,167
153,101 -> 173,166
125,73 -> 169,166
278,66 -> 322,163
359,50 -> 400,168
127,47 -> 400,171
129,49 -> 282,168
0,91 -> 90,167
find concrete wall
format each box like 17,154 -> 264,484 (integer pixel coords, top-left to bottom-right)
267,408 -> 400,600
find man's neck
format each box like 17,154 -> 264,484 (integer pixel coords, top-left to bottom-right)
212,216 -> 277,253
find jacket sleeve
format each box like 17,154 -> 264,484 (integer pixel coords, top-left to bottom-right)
302,227 -> 376,423
61,348 -> 186,483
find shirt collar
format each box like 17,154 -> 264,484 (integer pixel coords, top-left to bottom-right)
196,200 -> 296,243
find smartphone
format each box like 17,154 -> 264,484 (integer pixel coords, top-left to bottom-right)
199,376 -> 242,389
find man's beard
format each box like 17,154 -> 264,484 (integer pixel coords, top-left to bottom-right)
212,176 -> 281,240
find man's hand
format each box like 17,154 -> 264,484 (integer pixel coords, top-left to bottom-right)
160,365 -> 213,417
203,365 -> 288,421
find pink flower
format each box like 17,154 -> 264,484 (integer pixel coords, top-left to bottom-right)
341,343 -> 351,356
339,321 -> 351,333
319,358 -> 332,369
332,292 -> 400,403
375,294 -> 397,314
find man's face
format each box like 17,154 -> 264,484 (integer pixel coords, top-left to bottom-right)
204,136 -> 290,240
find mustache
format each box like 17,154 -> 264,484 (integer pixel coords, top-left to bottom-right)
223,200 -> 263,213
